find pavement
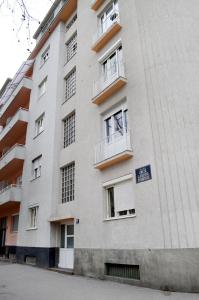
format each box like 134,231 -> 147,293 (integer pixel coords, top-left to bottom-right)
0,262 -> 198,300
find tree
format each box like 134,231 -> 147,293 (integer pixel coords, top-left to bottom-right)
0,0 -> 53,51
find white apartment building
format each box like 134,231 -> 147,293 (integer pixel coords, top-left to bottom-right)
0,0 -> 199,292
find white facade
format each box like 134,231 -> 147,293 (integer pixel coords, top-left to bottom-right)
1,0 -> 199,292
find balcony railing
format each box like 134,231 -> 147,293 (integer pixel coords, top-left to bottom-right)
92,10 -> 121,52
0,77 -> 32,126
0,108 -> 28,147
0,144 -> 25,175
0,184 -> 21,206
94,130 -> 133,169
92,60 -> 127,104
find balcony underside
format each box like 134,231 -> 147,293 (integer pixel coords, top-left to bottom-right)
0,201 -> 20,212
0,159 -> 24,181
0,121 -> 27,151
92,77 -> 127,105
91,0 -> 104,11
92,22 -> 122,52
0,88 -> 30,126
95,150 -> 133,170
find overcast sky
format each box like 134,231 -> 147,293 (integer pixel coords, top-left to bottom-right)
0,0 -> 53,88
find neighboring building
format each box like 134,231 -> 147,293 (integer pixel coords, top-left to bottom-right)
0,0 -> 199,292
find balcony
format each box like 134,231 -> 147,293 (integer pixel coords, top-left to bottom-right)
91,0 -> 104,11
0,144 -> 25,181
0,185 -> 21,206
0,77 -> 32,126
92,60 -> 127,105
94,130 -> 133,170
0,109 -> 28,151
92,10 -> 121,52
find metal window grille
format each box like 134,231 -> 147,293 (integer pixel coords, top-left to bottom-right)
62,162 -> 75,203
65,69 -> 76,101
63,112 -> 75,148
66,33 -> 77,62
66,14 -> 77,32
105,263 -> 140,280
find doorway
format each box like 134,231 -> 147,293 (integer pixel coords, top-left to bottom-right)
58,223 -> 74,269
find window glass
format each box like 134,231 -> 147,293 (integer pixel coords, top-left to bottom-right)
63,112 -> 75,148
62,162 -> 75,203
12,215 -> 19,232
65,69 -> 76,101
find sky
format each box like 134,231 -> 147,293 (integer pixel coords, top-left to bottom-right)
0,0 -> 53,88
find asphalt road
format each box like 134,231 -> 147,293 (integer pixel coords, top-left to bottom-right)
0,262 -> 198,300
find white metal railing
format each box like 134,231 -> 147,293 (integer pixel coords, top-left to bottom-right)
0,184 -> 21,196
93,59 -> 125,98
93,9 -> 120,44
0,144 -> 25,161
95,129 -> 132,164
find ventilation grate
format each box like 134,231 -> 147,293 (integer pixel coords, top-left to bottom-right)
25,256 -> 36,266
105,263 -> 140,280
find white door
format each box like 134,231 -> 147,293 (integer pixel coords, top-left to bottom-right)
58,224 -> 74,269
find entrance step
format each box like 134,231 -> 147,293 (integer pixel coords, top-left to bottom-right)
48,267 -> 74,275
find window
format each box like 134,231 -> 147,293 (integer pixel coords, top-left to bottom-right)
62,162 -> 75,203
104,106 -> 128,142
29,206 -> 38,229
65,69 -> 76,101
102,45 -> 123,86
60,224 -> 74,249
35,114 -> 44,137
12,215 -> 19,232
66,14 -> 77,32
63,112 -> 75,148
105,177 -> 135,219
100,0 -> 119,34
66,33 -> 77,62
41,46 -> 50,66
32,156 -> 42,179
38,78 -> 47,97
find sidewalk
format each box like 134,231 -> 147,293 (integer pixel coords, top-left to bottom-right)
0,262 -> 198,300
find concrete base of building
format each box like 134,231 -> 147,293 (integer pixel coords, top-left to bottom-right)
16,247 -> 59,268
74,248 -> 199,293
0,245 -> 17,259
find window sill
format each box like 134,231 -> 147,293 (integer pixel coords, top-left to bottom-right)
30,175 -> 41,182
104,214 -> 136,222
38,92 -> 46,100
26,227 -> 38,231
62,92 -> 76,105
33,130 -> 44,140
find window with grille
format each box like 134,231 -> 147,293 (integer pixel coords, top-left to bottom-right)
66,33 -> 77,62
63,112 -> 75,148
65,69 -> 76,101
62,162 -> 75,203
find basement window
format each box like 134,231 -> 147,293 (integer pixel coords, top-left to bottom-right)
105,263 -> 140,280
